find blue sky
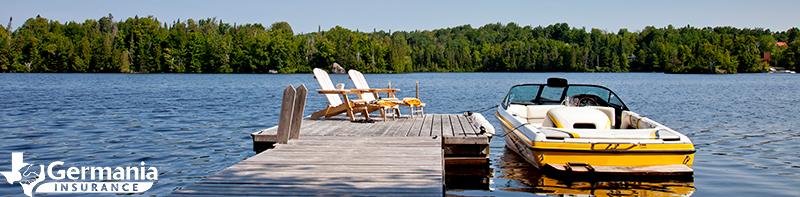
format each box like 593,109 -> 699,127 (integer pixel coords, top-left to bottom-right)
4,0 -> 799,34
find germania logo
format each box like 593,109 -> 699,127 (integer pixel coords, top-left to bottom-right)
0,152 -> 158,196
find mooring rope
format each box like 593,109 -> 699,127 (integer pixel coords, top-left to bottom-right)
462,104 -> 498,114
497,122 -> 530,137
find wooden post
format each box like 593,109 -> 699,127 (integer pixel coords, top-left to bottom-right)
276,85 -> 296,144
416,81 -> 419,98
289,85 -> 307,139
411,81 -> 423,118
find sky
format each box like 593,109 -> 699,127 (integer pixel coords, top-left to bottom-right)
4,0 -> 800,34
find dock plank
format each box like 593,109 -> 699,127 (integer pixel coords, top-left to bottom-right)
376,118 -> 401,136
362,119 -> 388,136
430,115 -> 443,137
341,114 -> 388,136
442,115 -> 454,137
450,114 -> 466,136
333,119 -> 362,136
394,117 -> 416,137
400,116 -> 419,136
330,119 -> 365,136
368,118 -> 396,136
224,165 -> 441,173
419,115 -> 434,137
456,114 -> 478,136
408,116 -> 427,137
384,117 -> 410,137
296,120 -> 327,136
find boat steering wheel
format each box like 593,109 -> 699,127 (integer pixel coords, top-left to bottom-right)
568,94 -> 599,107
578,97 -> 597,107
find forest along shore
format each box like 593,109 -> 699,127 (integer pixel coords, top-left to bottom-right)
1,14 -> 799,74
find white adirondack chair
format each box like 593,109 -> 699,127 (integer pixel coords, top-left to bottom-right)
310,68 -> 384,121
348,69 -> 425,118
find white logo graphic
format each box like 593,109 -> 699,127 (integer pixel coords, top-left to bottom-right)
0,152 -> 157,197
0,152 -> 43,196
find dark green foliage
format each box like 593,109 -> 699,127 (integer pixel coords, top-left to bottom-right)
0,15 -> 797,74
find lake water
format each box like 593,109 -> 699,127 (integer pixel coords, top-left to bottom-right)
0,73 -> 798,196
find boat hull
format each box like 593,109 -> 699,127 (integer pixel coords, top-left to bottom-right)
499,111 -> 694,172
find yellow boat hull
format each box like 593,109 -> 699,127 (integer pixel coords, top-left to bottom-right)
499,147 -> 695,196
501,115 -> 695,171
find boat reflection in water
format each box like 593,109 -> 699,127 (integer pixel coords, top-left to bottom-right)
496,148 -> 695,196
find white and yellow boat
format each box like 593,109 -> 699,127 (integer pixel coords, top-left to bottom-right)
496,78 -> 695,175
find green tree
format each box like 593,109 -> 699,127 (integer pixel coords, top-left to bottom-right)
0,24 -> 9,71
267,23 -> 297,73
2,14 -> 798,74
310,36 -> 335,69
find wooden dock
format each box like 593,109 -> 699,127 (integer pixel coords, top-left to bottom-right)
253,114 -> 491,165
170,114 -> 492,196
169,136 -> 443,196
253,114 -> 487,138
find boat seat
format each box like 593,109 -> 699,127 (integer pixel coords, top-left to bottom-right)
507,105 -> 612,128
506,105 -> 563,126
526,105 -> 562,125
586,106 -> 615,128
543,107 -> 611,129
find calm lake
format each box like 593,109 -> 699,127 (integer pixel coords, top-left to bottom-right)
1,72 -> 799,196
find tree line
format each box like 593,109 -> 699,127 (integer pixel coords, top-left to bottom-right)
1,14 -> 799,74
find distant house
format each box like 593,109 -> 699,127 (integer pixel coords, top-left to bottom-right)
777,42 -> 788,47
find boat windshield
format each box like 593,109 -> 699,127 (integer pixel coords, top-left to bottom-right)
504,84 -> 627,109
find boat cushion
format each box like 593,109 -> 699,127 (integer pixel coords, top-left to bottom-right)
586,106 -> 615,128
526,105 -> 562,125
528,105 -> 561,118
543,107 -> 611,129
507,105 -> 614,128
